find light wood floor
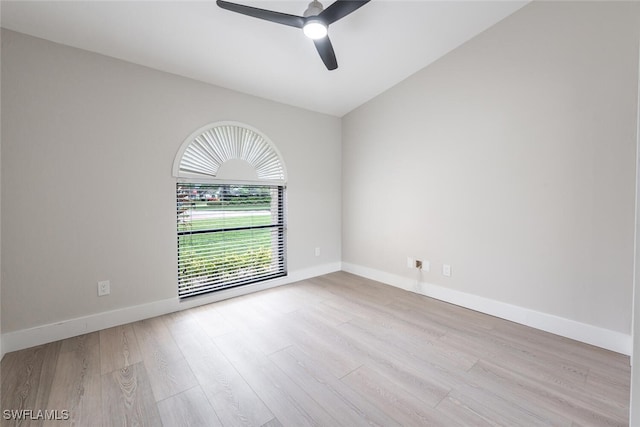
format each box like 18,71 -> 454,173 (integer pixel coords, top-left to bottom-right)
1,272 -> 631,426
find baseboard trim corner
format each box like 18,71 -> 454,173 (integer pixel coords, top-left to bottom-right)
341,262 -> 632,356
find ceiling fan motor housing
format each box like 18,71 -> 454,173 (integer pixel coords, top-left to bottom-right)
303,1 -> 324,17
216,0 -> 371,70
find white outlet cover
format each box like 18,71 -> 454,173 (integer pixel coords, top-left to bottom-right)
407,257 -> 415,268
423,260 -> 431,272
98,280 -> 110,296
443,264 -> 451,277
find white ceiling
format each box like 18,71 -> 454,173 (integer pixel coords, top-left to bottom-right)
0,0 -> 528,117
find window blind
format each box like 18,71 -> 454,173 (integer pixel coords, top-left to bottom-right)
177,183 -> 286,298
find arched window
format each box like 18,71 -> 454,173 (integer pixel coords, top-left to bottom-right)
173,122 -> 287,298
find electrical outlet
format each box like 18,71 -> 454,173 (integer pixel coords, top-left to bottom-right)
442,264 -> 451,277
415,259 -> 423,269
423,260 -> 431,272
98,280 -> 110,296
315,247 -> 321,257
407,257 -> 415,268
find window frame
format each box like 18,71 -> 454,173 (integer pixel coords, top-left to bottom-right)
176,181 -> 287,299
172,122 -> 288,299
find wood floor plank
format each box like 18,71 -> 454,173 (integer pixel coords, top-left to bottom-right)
341,364 -> 456,426
160,309 -> 200,339
468,360 -> 627,426
144,354 -> 198,403
443,327 -> 591,392
324,293 -> 450,339
385,300 -> 486,336
178,327 -> 274,427
214,298 -> 292,355
390,294 -> 498,331
214,331 -> 339,427
270,346 -> 402,427
586,368 -> 630,406
44,333 -> 101,427
242,320 -> 293,356
189,354 -> 274,426
347,302 -> 444,344
133,317 -> 198,402
248,285 -> 314,314
100,324 -> 143,375
483,325 -> 594,378
191,304 -> 236,339
492,318 -> 630,371
446,384 -> 568,427
101,362 -> 161,426
287,281 -> 334,304
437,349 -> 576,426
168,317 -> 219,358
435,394 -> 498,427
133,317 -> 183,363
337,272 -> 410,303
259,418 -> 283,427
347,314 -> 477,371
301,276 -> 352,300
279,331 -> 360,381
305,300 -> 354,326
213,295 -> 273,329
1,341 -> 61,427
281,309 -> 366,378
167,309 -> 274,427
157,386 -> 222,427
338,321 -> 467,392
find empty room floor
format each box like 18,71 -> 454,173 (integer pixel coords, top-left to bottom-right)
1,272 -> 630,426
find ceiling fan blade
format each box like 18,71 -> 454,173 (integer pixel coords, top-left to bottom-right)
313,36 -> 338,70
217,0 -> 305,28
319,0 -> 370,25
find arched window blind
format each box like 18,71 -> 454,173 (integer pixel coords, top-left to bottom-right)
173,123 -> 286,182
173,122 -> 287,298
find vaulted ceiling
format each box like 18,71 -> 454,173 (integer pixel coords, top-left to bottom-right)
1,1 -> 528,116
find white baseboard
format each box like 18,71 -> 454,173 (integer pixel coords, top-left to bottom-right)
342,262 -> 632,356
3,261 -> 630,357
0,262 -> 341,357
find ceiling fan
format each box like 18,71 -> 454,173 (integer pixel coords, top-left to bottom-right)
216,0 -> 370,70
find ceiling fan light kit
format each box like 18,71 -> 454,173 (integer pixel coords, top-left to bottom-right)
303,19 -> 328,40
216,0 -> 370,70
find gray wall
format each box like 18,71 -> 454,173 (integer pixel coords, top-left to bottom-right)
1,29 -> 342,333
342,1 -> 640,335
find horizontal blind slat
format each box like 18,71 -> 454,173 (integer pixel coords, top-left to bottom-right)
177,183 -> 286,298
